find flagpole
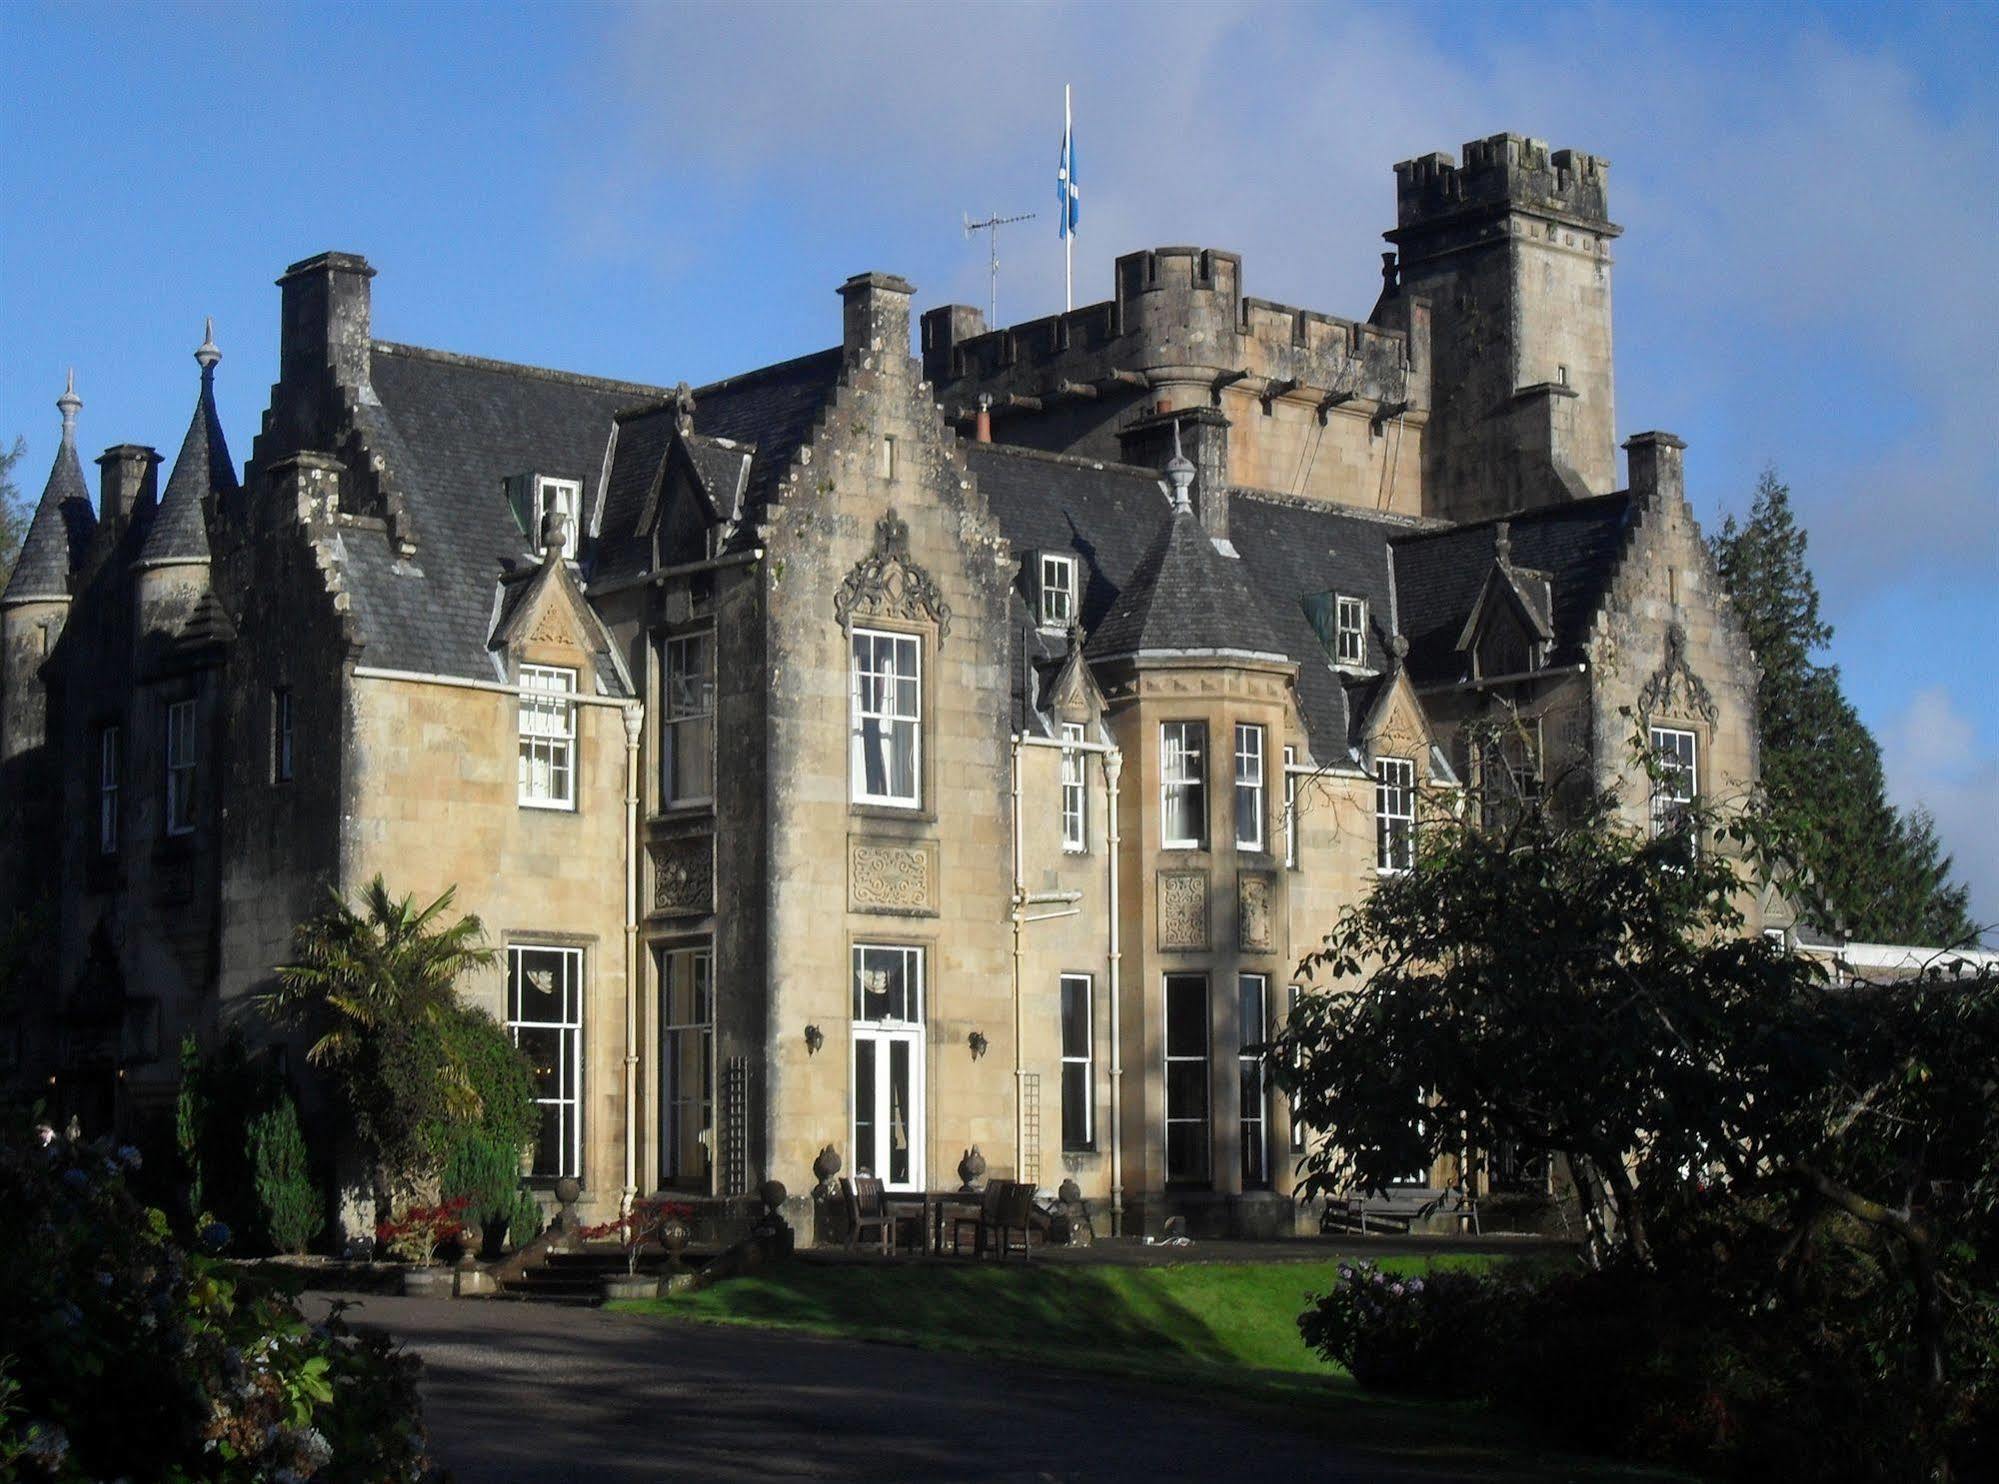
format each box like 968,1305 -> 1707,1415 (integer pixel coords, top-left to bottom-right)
1064,84 -> 1073,313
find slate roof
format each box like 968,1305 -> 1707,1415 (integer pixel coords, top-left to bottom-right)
353,342 -> 661,681
1391,494 -> 1632,685
3,395 -> 97,605
1085,504 -> 1284,663
971,444 -> 1432,760
691,350 -> 840,548
136,365 -> 236,568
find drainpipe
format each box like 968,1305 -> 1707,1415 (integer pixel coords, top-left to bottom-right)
621,701 -> 644,1218
1103,747 -> 1124,1235
1009,733 -> 1026,1182
1014,732 -> 1124,1230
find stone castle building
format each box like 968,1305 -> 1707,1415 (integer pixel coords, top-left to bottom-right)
2,133 -> 1777,1235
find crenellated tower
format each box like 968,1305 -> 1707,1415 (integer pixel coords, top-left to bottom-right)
1383,133 -> 1619,523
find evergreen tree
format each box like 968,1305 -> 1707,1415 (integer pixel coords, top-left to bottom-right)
1711,471 -> 1973,944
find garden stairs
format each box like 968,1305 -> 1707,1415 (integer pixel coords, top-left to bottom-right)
491,1245 -> 708,1305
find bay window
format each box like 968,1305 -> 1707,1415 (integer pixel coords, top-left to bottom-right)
1164,974 -> 1210,1183
1161,722 -> 1207,850
1234,724 -> 1265,852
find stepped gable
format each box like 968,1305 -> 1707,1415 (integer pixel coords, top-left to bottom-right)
350,342 -> 661,679
1391,492 -> 1632,685
3,374 -> 97,604
136,325 -> 235,569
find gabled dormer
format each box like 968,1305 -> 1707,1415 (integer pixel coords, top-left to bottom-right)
1456,522 -> 1554,682
505,470 -> 585,562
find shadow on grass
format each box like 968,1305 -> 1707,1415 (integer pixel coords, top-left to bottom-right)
610,1256 -> 1684,1483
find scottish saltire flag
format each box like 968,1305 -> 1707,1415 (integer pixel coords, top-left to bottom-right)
1057,104 -> 1080,238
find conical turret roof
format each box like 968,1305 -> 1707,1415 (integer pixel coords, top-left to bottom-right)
1085,499 -> 1286,662
2,372 -> 98,605
136,321 -> 236,569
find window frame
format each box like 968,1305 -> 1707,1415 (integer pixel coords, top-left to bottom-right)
1374,755 -> 1415,874
164,699 -> 197,837
1234,723 -> 1265,852
849,626 -> 922,809
1335,595 -> 1367,668
1164,973 -> 1211,1185
1160,721 -> 1208,851
1649,726 -> 1698,840
507,942 -> 585,1180
657,942 -> 714,1191
660,631 -> 716,808
1238,972 -> 1269,1187
517,664 -> 578,811
1060,721 -> 1088,854
271,687 -> 295,785
97,724 -> 120,856
536,476 -> 583,560
1038,553 -> 1078,631
1060,972 -> 1094,1151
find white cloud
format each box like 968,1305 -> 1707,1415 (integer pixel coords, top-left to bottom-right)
1881,687 -> 1999,937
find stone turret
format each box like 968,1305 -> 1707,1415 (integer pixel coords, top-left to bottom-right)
3,374 -> 97,762
1386,133 -> 1620,522
134,324 -> 236,656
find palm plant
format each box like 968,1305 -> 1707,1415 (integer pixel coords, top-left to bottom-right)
260,876 -> 497,1213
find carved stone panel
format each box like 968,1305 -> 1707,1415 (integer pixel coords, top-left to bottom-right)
848,836 -> 938,916
1157,869 -> 1210,952
833,509 -> 953,646
1238,871 -> 1276,954
650,834 -> 714,917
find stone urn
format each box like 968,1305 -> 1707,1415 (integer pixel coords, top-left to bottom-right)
658,1217 -> 691,1271
811,1144 -> 842,1195
957,1146 -> 987,1192
517,1142 -> 536,1177
402,1265 -> 456,1299
601,1272 -> 659,1302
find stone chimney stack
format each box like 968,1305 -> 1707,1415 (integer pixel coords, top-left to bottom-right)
1623,430 -> 1686,508
95,445 -> 161,537
839,272 -> 915,369
278,251 -> 376,400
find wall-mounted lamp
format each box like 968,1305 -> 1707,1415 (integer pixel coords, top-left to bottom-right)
804,1024 -> 825,1056
968,1030 -> 989,1061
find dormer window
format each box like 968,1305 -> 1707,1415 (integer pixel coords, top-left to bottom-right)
1038,553 -> 1077,631
538,478 -> 581,559
1335,596 -> 1366,667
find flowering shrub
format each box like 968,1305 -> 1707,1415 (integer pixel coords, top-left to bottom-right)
374,1197 -> 471,1266
1299,1261 -> 1502,1391
0,1127 -> 442,1481
579,1198 -> 696,1276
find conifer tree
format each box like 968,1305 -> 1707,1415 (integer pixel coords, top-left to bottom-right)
1711,471 -> 1973,945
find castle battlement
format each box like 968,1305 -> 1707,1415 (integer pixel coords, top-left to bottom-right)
922,245 -> 1415,424
1395,133 -> 1613,231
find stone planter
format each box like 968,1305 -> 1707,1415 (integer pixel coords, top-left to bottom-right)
601,1273 -> 660,1302
402,1266 -> 456,1299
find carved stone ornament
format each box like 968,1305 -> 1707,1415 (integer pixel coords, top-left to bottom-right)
650,835 -> 714,916
848,838 -> 935,914
526,599 -> 572,648
833,509 -> 952,646
1238,872 -> 1275,954
1158,870 -> 1210,951
1639,623 -> 1717,724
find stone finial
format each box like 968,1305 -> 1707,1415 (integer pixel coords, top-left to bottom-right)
195,317 -> 221,376
539,506 -> 570,561
1165,418 -> 1195,515
1494,520 -> 1512,565
1381,251 -> 1399,294
669,380 -> 696,433
57,370 -> 81,441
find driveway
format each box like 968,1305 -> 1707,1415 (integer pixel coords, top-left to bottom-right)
307,1292 -> 1444,1482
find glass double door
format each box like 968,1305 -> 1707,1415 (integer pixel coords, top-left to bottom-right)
850,943 -> 925,1193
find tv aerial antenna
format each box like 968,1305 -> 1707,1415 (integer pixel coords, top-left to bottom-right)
963,210 -> 1035,325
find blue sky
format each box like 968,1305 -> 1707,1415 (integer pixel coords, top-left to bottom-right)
3,0 -> 1993,928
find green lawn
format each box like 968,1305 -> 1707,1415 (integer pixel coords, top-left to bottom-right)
609,1256 -> 1682,1482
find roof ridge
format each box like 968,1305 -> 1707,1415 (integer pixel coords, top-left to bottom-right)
1228,484 -> 1446,529
1392,490 -> 1631,545
968,441 -> 1163,482
692,345 -> 842,398
371,341 -> 671,399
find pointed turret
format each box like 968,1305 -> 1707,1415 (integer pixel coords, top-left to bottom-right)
1087,422 -> 1282,663
2,373 -> 98,606
135,320 -> 236,570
